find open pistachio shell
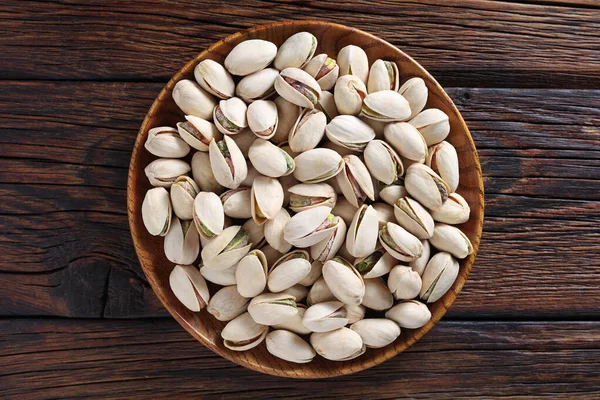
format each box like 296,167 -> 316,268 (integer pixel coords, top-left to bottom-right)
250,175 -> 284,225
346,304 -> 367,324
247,100 -> 278,140
326,115 -> 375,152
394,196 -> 435,239
430,223 -> 474,259
361,90 -> 411,122
379,222 -> 423,262
248,138 -> 295,178
303,53 -> 339,91
194,59 -> 235,99
248,292 -> 298,326
410,239 -> 431,276
221,312 -> 268,351
170,176 -> 199,220
399,77 -> 428,119
333,75 -> 367,116
307,276 -> 337,306
420,251 -> 459,303
322,256 -> 365,306
263,208 -> 293,253
351,318 -> 401,348
384,122 -> 428,161
388,265 -> 422,300
283,284 -> 309,303
404,164 -> 450,211
164,217 -> 200,265
220,187 -> 252,219
242,218 -> 266,250
177,115 -> 222,152
288,183 -> 337,213
200,263 -> 237,286
409,108 -> 450,146
373,202 -> 395,228
144,158 -> 191,188
385,300 -> 431,329
346,205 -> 379,258
207,285 -> 249,322
293,148 -> 344,183
367,59 -> 400,93
275,31 -> 317,70
283,206 -> 337,248
272,97 -> 302,144
193,192 -> 224,239
145,126 -> 190,158
201,225 -> 252,270
337,155 -> 375,207
235,250 -> 268,298
172,79 -> 216,120
311,216 -> 347,262
142,187 -> 172,236
235,68 -> 279,103
426,140 -> 459,193
274,67 -> 322,109
300,260 -> 323,286
430,192 -> 470,224
209,134 -> 248,189
266,330 -> 316,364
267,250 -> 311,293
288,108 -> 327,153
169,265 -> 210,312
379,181 -> 408,206
362,277 -> 394,311
354,247 -> 395,279
224,39 -> 277,76
364,140 -> 403,185
213,97 -> 248,135
191,152 -> 223,194
303,301 -> 348,333
337,45 -> 369,83
273,305 -> 312,335
316,90 -> 339,121
310,327 -> 366,361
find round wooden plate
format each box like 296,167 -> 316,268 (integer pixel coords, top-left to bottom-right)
127,20 -> 484,379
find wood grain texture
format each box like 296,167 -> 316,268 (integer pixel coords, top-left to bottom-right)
1,318 -> 599,398
1,0 -> 599,87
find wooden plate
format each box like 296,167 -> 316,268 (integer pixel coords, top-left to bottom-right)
127,20 -> 484,379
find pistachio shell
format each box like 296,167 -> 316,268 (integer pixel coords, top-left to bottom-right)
379,222 -> 423,262
310,216 -> 347,262
274,67 -> 322,109
288,108 -> 327,153
364,140 -> 403,185
194,59 -> 235,99
351,318 -> 401,348
333,75 -> 367,115
337,45 -> 369,83
293,148 -> 344,183
384,122 -> 428,161
207,285 -> 249,322
242,218 -> 266,249
192,191 -> 224,239
221,312 -> 268,351
176,115 -> 222,152
372,202 -> 395,228
272,97 -> 302,144
326,115 -> 375,152
316,90 -> 339,121
379,181 -> 408,206
409,108 -> 450,146
169,265 -> 210,312
404,164 -> 450,211
388,265 -> 422,300
273,305 -> 312,335
346,304 -> 367,324
354,248 -> 395,279
362,278 -> 394,310
248,292 -> 298,326
385,300 -> 431,329
224,39 -> 277,76
283,206 -> 337,247
310,327 -> 366,361
267,250 -> 311,293
299,260 -> 323,286
220,187 -> 252,219
170,176 -> 199,220
236,68 -> 279,102
266,330 -> 316,363
303,53 -> 339,91
213,97 -> 248,135
394,196 -> 435,239
201,225 -> 252,270
288,183 -> 337,213
229,129 -> 256,158
145,126 -> 190,158
361,117 -> 387,139
409,240 -> 431,276
331,197 -> 358,226
209,135 -> 248,189
247,100 -> 278,140
283,284 -> 309,303
235,250 -> 268,298
263,208 -> 293,253
142,187 -> 172,236
275,31 -> 317,70
303,301 -> 348,332
322,257 -> 365,306
426,141 -> 459,193
144,158 -> 191,188
200,263 -> 237,286
420,252 -> 459,303
399,78 -> 428,119
248,138 -> 295,178
172,79 -> 216,120
307,276 -> 337,306
260,244 -> 284,267
191,152 -> 223,194
337,155 -> 375,207
346,205 -> 379,258
250,175 -> 284,225
164,217 -> 200,264
361,90 -> 411,122
430,223 -> 474,259
367,59 -> 400,93
430,192 -> 470,224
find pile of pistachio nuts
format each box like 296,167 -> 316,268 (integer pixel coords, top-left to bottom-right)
141,31 -> 473,363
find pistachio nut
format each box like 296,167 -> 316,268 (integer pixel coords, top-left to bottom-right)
361,90 -> 411,122
346,304 -> 367,324
200,262 -> 237,286
310,216 -> 347,262
316,90 -> 339,121
372,202 -> 395,228
224,39 -> 277,76
385,300 -> 431,329
337,44 -> 369,83
409,108 -> 450,146
207,285 -> 249,322
235,68 -> 279,103
379,180 -> 408,206
201,225 -> 252,270
409,239 -> 431,276
399,77 -> 428,119
250,175 -> 284,225
274,67 -> 322,109
384,122 -> 428,161
229,129 -> 256,158
367,59 -> 400,93
288,108 -> 327,153
307,276 -> 337,306
284,284 -> 309,303
293,148 -> 343,183
263,208 -> 293,253
213,97 -> 248,135
191,152 -> 223,193
266,330 -> 316,364
169,265 -> 210,312
275,31 -> 317,70
248,292 -> 298,326
209,135 -> 248,189
333,75 -> 367,116
379,222 -> 423,262
362,278 -> 394,311
144,158 -> 191,188
361,117 -> 387,139
248,138 -> 295,178
170,176 -> 199,220
235,250 -> 268,298
172,79 -> 216,120
336,155 -> 375,207
302,301 -> 348,333
363,140 -> 403,185
267,250 -> 312,293
221,312 -> 268,351
288,183 -> 337,213
242,218 -> 266,250
420,251 -> 459,303
142,187 -> 172,236
145,126 -> 190,158
354,248 -> 395,279
273,304 -> 312,335
164,217 -> 200,265
194,59 -> 235,99
191,192 -> 224,240
430,192 -> 470,224
426,140 -> 459,193
247,100 -> 278,140
322,256 -> 365,306
272,96 -> 302,143
176,115 -> 222,152
351,318 -> 401,349
310,327 -> 366,361
331,197 -> 358,226
303,53 -> 339,91
430,223 -> 474,259
388,265 -> 422,300
346,204 -> 379,258
220,187 -> 252,219
405,164 -> 450,211
326,115 -> 375,152
394,196 -> 435,239
283,206 -> 337,247
299,260 -> 323,286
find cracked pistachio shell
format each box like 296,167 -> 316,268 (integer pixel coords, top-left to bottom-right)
346,304 -> 366,324
213,97 -> 248,135
379,222 -> 423,262
346,205 -> 379,258
354,248 -> 395,279
247,100 -> 278,140
275,67 -> 322,109
288,183 -> 337,213
307,276 -> 336,306
242,218 -> 266,250
264,208 -> 293,253
248,139 -> 295,178
316,90 -> 339,121
283,206 -> 336,247
191,152 -> 223,194
300,260 -> 323,286
171,176 -> 199,220
362,278 -> 394,311
164,217 -> 200,265
272,97 -> 302,144
177,115 -> 222,152
303,301 -> 348,333
426,141 -> 459,193
310,327 -> 366,361
200,215 -> 233,248
288,108 -> 327,153
303,53 -> 339,91
235,68 -> 279,103
267,250 -> 311,293
351,318 -> 401,348
284,284 -> 309,303
326,115 -> 375,152
384,122 -> 428,161
409,108 -> 450,146
267,330 -> 316,364
333,75 -> 367,115
224,39 -> 277,76
220,187 -> 252,219
248,292 -> 298,326
337,45 -> 369,83
361,90 -> 411,122
420,252 -> 459,303
194,59 -> 235,99
275,31 -> 317,70
251,176 -> 284,225
221,312 -> 268,351
207,285 -> 249,322
145,158 -> 191,188
172,79 -> 216,120
209,135 -> 248,189
170,265 -> 210,312
430,223 -> 474,259
274,304 -> 311,335
410,239 -> 431,276
200,263 -> 237,286
193,191 -> 224,239
385,300 -> 431,329
337,155 -> 375,207
388,265 -> 422,300
364,140 -> 403,185
394,196 -> 435,239
379,182 -> 408,206
293,148 -> 344,183
142,187 -> 172,236
201,225 -> 252,270
323,257 -> 365,306
145,126 -> 190,158
405,164 -> 450,211
367,59 -> 400,93
431,192 -> 470,224
331,197 -> 358,226
311,216 -> 347,262
373,202 -> 395,228
399,77 -> 428,119
235,250 -> 268,298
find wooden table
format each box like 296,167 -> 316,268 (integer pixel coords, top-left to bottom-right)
2,1 -> 599,398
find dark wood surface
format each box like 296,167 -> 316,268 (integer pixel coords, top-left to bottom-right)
1,0 -> 599,396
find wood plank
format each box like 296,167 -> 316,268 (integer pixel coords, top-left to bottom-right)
0,82 -> 598,318
1,318 -> 599,398
1,0 -> 599,87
